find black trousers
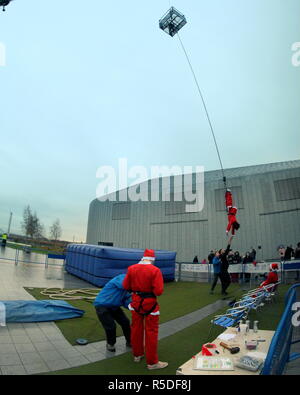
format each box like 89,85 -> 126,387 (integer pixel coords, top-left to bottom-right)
211,273 -> 221,291
220,271 -> 231,294
95,306 -> 131,346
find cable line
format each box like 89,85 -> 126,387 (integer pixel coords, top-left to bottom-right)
177,31 -> 226,186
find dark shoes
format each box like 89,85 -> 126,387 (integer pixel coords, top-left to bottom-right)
106,343 -> 116,352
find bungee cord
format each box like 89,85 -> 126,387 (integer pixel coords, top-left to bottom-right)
177,31 -> 226,186
159,6 -> 227,188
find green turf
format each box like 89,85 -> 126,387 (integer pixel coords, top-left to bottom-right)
7,242 -> 62,255
45,285 -> 290,375
24,282 -> 242,345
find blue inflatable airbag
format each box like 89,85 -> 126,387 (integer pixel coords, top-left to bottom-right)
65,244 -> 176,287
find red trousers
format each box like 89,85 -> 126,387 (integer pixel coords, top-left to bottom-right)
225,191 -> 233,210
130,310 -> 159,365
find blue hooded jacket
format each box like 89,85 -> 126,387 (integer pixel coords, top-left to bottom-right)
93,274 -> 131,309
212,256 -> 221,274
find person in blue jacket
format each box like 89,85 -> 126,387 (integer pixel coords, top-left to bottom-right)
94,274 -> 131,352
210,252 -> 221,294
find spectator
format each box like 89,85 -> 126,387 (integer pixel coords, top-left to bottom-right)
242,252 -> 252,283
227,250 -> 234,265
230,251 -> 240,283
260,263 -> 279,292
278,245 -> 286,261
201,258 -> 207,265
284,245 -> 294,261
233,251 -> 242,264
208,250 -> 215,264
249,247 -> 256,261
219,236 -> 234,296
294,242 -> 300,281
193,256 -> 199,264
210,252 -> 221,295
295,242 -> 300,259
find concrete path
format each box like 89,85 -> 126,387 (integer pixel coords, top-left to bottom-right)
0,255 -> 227,375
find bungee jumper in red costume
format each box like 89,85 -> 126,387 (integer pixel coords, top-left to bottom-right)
225,189 -> 240,236
123,249 -> 168,371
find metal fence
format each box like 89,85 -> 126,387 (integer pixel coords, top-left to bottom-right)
175,260 -> 300,285
0,247 -> 65,268
261,283 -> 300,375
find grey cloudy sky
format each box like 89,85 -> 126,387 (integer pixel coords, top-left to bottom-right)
0,0 -> 299,241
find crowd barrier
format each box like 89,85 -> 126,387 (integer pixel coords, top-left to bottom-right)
176,260 -> 300,284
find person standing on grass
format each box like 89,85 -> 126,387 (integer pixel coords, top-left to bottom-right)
210,251 -> 221,294
219,235 -> 234,296
123,249 -> 168,371
1,233 -> 7,246
94,274 -> 131,352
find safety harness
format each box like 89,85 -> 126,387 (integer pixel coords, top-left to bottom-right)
132,291 -> 158,316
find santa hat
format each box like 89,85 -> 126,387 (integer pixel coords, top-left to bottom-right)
270,263 -> 279,271
142,249 -> 156,261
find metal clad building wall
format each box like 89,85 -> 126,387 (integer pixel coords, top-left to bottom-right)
87,161 -> 300,261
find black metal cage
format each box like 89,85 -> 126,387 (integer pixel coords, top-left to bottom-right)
159,7 -> 187,37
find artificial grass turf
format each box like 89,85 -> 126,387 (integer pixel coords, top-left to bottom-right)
24,282 -> 242,345
45,284 -> 290,375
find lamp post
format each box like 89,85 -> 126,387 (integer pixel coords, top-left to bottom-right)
7,211 -> 12,237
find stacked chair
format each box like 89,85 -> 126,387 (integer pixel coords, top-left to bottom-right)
209,282 -> 280,337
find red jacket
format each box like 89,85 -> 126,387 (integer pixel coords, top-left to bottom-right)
123,261 -> 164,314
260,271 -> 278,291
228,206 -> 237,216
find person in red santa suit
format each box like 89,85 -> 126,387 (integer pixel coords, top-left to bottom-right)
225,189 -> 240,236
260,263 -> 279,292
122,249 -> 168,370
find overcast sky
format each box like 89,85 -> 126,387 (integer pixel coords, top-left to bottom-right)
0,0 -> 299,241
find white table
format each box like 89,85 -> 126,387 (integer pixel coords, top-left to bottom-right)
176,328 -> 275,375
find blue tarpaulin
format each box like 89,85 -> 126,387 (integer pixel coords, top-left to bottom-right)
0,300 -> 85,323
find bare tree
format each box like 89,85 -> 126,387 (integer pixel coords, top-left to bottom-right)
21,205 -> 44,239
49,219 -> 62,241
